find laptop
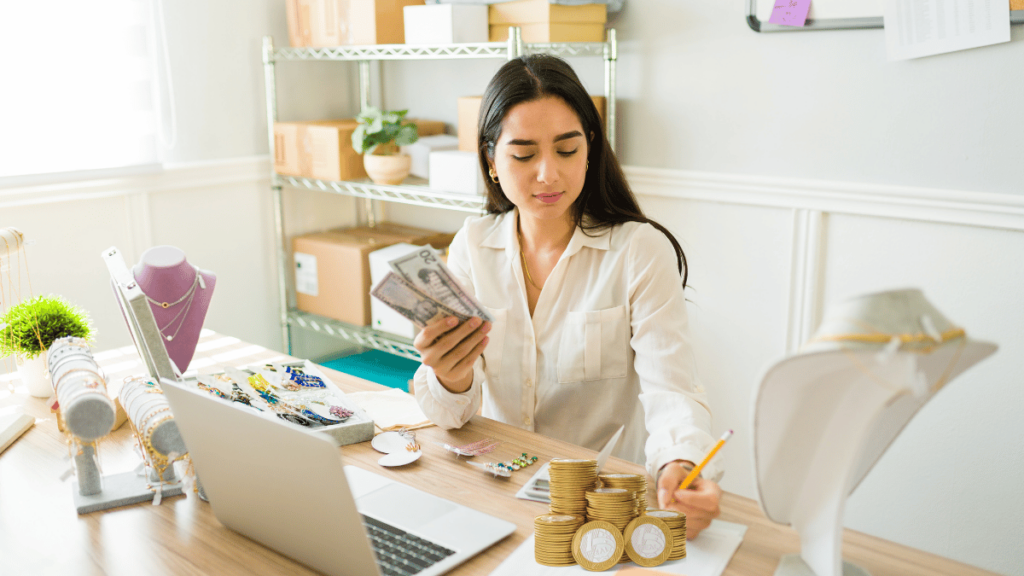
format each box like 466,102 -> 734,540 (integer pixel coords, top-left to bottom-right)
161,377 -> 516,576
101,246 -> 515,576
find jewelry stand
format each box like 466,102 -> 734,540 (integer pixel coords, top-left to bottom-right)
753,289 -> 998,576
49,337 -> 183,514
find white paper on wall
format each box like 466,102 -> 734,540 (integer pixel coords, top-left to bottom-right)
294,252 -> 319,296
884,0 -> 1011,60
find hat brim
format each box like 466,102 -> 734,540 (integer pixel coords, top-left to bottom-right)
752,338 -> 996,525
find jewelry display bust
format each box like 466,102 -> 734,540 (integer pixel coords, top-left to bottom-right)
132,246 -> 216,373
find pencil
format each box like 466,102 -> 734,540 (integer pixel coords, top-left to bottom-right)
677,429 -> 733,492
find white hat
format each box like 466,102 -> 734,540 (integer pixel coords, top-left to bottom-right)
753,288 -> 997,527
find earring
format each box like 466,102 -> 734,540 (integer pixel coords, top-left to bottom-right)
586,160 -> 590,171
488,169 -> 499,184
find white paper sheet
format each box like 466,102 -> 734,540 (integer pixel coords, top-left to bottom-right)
884,0 -> 1011,60
488,520 -> 747,576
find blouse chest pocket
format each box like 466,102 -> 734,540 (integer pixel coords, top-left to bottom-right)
556,305 -> 628,383
481,306 -> 507,381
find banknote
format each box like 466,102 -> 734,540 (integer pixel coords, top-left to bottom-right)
371,271 -> 470,328
388,246 -> 494,323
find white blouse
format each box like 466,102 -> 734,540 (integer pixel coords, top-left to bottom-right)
413,209 -> 721,482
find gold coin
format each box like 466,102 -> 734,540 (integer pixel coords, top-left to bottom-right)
571,520 -> 625,572
623,516 -> 673,567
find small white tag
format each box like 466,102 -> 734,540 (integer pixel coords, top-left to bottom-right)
153,486 -> 163,506
294,252 -> 319,296
59,467 -> 74,482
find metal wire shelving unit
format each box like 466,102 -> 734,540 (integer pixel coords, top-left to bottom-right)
263,27 -> 618,359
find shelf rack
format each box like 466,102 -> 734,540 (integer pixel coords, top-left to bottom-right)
263,28 -> 618,359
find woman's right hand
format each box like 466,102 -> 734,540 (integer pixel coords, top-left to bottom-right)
414,316 -> 490,393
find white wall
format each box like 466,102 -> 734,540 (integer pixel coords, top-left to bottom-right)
3,1 -> 1022,573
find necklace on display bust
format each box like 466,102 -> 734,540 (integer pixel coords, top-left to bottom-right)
135,266 -> 207,342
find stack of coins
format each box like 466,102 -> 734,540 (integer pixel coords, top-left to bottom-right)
585,487 -> 637,563
645,509 -> 687,560
598,473 -> 647,516
548,459 -> 598,517
534,514 -> 585,567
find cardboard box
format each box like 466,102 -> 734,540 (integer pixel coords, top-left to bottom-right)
294,230 -> 386,326
488,0 -> 606,43
406,118 -> 446,137
401,134 -> 459,178
456,95 -> 606,153
294,223 -> 455,326
345,222 -> 456,250
274,119 -> 367,181
310,0 -> 426,47
457,96 -> 482,153
403,4 -> 488,44
369,243 -> 423,339
286,0 -> 314,47
429,151 -> 486,196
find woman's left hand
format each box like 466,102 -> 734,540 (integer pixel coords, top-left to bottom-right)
656,460 -> 723,539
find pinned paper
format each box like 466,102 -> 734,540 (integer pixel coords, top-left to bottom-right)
769,0 -> 812,26
884,0 -> 1011,60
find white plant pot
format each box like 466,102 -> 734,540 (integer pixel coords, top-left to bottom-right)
363,153 -> 412,186
16,354 -> 52,398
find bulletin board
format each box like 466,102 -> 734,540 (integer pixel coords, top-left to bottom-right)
747,0 -> 1024,32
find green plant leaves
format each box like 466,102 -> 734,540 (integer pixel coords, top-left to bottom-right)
351,108 -> 419,155
0,295 -> 93,360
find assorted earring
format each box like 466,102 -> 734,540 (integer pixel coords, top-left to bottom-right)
435,438 -> 501,458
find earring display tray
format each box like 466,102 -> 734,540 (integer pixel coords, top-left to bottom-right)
185,359 -> 374,447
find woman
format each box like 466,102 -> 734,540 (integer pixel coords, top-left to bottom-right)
412,55 -> 722,538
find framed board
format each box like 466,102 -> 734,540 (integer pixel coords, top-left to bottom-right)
747,0 -> 1024,32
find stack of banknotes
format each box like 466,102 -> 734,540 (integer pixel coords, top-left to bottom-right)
371,246 -> 493,329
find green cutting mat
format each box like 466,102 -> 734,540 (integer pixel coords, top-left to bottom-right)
321,350 -> 419,392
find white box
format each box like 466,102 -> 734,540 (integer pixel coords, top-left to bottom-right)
403,4 -> 489,44
369,243 -> 423,339
401,134 -> 459,179
429,150 -> 486,195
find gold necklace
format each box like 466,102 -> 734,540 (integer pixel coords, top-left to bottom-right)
517,226 -> 540,289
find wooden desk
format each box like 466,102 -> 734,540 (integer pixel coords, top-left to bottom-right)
0,333 -> 995,575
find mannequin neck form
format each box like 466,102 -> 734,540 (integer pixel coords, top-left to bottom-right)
133,246 -> 197,302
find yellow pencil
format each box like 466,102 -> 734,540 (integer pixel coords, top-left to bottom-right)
678,429 -> 733,492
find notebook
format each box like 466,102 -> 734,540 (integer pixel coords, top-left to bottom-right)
160,378 -> 515,576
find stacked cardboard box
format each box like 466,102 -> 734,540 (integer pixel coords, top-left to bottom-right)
293,223 -> 455,326
287,0 -> 426,47
488,0 -> 607,43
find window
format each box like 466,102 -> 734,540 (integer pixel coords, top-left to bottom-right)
0,0 -> 162,183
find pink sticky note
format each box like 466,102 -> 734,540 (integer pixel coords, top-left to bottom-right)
769,0 -> 811,27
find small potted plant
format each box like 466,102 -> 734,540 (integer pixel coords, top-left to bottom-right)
351,107 -> 419,185
0,295 -> 93,398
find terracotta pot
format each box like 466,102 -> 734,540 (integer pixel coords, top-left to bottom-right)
363,152 -> 412,186
16,353 -> 52,398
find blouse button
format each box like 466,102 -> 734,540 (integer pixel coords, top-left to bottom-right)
523,416 -> 531,426
525,378 -> 533,388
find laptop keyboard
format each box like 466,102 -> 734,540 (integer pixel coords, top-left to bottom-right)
362,515 -> 457,576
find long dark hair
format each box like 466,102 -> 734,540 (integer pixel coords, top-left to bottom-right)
477,54 -> 688,287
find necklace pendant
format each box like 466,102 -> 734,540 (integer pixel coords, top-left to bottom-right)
165,335 -> 173,341
161,302 -> 169,308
